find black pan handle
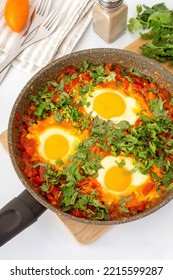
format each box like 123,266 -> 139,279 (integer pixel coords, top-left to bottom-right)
0,190 -> 46,247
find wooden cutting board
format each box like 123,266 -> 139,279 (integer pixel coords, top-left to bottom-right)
124,37 -> 173,73
1,36 -> 173,244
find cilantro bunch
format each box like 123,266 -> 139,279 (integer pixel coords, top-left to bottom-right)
127,3 -> 173,63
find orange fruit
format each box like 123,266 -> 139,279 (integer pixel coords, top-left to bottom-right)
4,0 -> 29,32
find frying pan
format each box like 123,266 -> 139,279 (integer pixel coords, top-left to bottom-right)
1,48 -> 173,246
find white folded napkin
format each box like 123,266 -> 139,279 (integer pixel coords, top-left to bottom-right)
0,0 -> 96,74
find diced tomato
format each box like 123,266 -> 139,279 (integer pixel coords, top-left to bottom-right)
39,165 -> 46,181
26,146 -> 35,157
25,121 -> 31,127
62,66 -> 78,76
132,77 -> 146,87
46,194 -> 55,203
72,77 -> 80,86
105,65 -> 111,73
51,90 -> 59,103
64,83 -> 71,92
24,166 -> 37,178
149,82 -> 157,89
32,176 -> 43,185
132,83 -> 143,93
116,74 -> 122,81
71,209 -> 84,218
125,194 -> 138,208
19,134 -> 36,156
18,134 -> 25,150
114,67 -> 121,74
136,201 -> 147,211
81,73 -> 91,82
15,112 -> 21,121
142,183 -> 155,196
49,185 -> 57,195
121,78 -> 129,89
15,124 -> 19,129
146,91 -> 157,101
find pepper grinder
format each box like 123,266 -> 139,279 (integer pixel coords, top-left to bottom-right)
93,0 -> 128,43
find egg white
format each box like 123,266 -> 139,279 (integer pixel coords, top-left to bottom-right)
84,88 -> 140,125
38,127 -> 80,164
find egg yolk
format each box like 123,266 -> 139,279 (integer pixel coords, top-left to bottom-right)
44,134 -> 69,160
104,166 -> 132,193
93,91 -> 126,118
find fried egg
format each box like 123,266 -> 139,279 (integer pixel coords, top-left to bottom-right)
27,113 -> 89,165
84,88 -> 140,125
38,127 -> 80,163
97,155 -> 150,203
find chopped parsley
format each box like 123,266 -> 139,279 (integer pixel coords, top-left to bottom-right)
127,3 -> 173,63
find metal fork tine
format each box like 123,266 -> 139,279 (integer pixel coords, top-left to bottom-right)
43,0 -> 52,17
45,11 -> 58,30
41,0 -> 51,16
48,12 -> 61,31
36,0 -> 49,15
42,9 -> 57,26
35,0 -> 42,14
39,0 -> 48,15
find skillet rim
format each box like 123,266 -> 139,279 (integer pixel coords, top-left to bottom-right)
8,48 -> 173,225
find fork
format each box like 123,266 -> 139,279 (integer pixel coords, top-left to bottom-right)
0,0 -> 52,84
0,9 -> 61,74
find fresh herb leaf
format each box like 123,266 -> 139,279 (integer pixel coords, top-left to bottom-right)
149,97 -> 168,117
40,182 -> 51,193
29,88 -> 57,119
127,18 -> 142,34
127,3 -> 173,64
119,196 -> 132,213
165,183 -> 173,191
129,69 -> 144,78
60,182 -> 79,211
149,88 -> 159,94
115,159 -> 126,167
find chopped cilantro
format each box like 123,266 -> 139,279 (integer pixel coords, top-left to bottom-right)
165,183 -> 173,191
149,97 -> 168,117
149,88 -> 160,94
115,159 -> 126,167
127,3 -> 173,64
119,196 -> 132,213
29,88 -> 56,119
60,184 -> 109,220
